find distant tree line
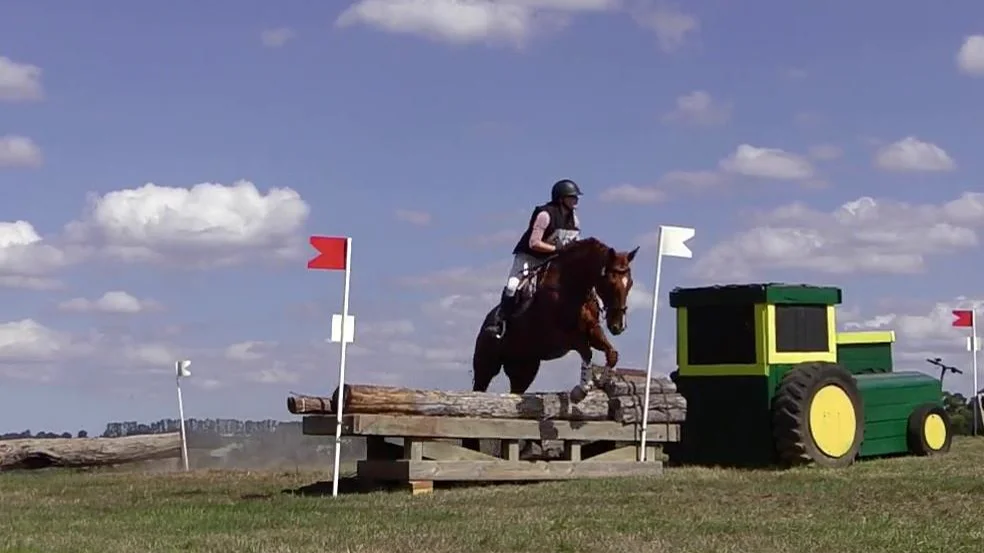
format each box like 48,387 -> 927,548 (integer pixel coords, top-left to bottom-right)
0,418 -> 287,441
942,391 -> 983,435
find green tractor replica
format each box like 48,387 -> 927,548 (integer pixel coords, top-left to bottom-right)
664,282 -> 953,468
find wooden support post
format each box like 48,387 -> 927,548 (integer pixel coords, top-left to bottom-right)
403,439 -> 424,461
501,439 -> 520,461
564,441 -> 582,462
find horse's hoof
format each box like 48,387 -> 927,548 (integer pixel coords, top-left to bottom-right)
569,385 -> 589,403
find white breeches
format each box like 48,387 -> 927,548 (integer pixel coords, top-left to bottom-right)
504,253 -> 541,297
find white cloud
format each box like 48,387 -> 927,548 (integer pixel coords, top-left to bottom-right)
0,220 -> 72,290
335,0 -> 622,47
336,0 -> 538,46
599,184 -> 666,204
694,192 -> 984,278
64,180 -> 310,267
956,35 -> 984,76
394,208 -> 432,225
0,319 -> 93,368
0,135 -> 42,168
261,27 -> 296,47
630,3 -> 699,52
58,291 -> 162,314
873,136 -> 956,172
123,343 -> 180,367
0,56 -> 43,102
224,340 -> 276,361
718,144 -> 815,180
663,90 -> 730,126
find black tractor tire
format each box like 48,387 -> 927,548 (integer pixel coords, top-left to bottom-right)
771,361 -> 864,468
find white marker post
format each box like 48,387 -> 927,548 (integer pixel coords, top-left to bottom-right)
175,359 -> 192,472
954,309 -> 979,436
306,234 -> 354,498
640,225 -> 695,462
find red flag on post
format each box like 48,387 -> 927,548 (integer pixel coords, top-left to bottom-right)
307,236 -> 348,271
953,309 -> 974,328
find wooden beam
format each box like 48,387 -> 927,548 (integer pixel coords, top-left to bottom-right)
302,413 -> 681,443
356,459 -> 664,482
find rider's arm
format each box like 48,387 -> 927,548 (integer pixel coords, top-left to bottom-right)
528,211 -> 556,253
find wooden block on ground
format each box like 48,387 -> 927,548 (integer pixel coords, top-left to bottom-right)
357,459 -> 663,482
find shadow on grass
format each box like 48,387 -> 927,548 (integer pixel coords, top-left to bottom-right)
236,477 -> 554,499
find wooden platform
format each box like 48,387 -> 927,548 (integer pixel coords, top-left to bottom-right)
303,413 -> 679,494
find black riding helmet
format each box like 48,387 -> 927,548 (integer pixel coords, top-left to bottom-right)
551,179 -> 583,202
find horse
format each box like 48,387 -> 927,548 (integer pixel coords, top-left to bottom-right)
470,236 -> 640,396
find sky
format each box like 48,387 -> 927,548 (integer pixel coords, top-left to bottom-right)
2,0 -> 984,436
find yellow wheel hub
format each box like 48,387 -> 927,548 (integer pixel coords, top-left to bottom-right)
808,384 -> 857,458
923,413 -> 947,450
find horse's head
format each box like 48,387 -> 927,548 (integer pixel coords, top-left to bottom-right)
595,245 -> 639,335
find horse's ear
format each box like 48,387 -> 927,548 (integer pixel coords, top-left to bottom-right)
607,247 -> 616,263
627,246 -> 639,262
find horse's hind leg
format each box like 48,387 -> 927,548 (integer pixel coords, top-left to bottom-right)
471,334 -> 502,393
503,358 -> 541,394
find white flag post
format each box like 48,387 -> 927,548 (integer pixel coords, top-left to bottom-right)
640,225 -> 695,462
971,311 -> 980,436
307,235 -> 354,498
953,309 -> 980,436
174,359 -> 192,472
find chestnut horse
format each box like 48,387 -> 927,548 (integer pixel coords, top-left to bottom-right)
470,236 -> 639,395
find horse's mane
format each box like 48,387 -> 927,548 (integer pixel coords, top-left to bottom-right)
548,237 -> 610,292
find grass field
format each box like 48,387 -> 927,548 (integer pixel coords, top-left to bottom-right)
2,438 -> 984,553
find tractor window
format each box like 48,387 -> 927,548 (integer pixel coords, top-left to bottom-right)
774,304 -> 829,352
686,304 -> 757,365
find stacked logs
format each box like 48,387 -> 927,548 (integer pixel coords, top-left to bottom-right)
286,366 -> 685,424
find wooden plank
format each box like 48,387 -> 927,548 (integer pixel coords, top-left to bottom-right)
302,413 -> 680,443
357,459 -> 664,482
584,444 -> 660,462
420,441 -> 501,462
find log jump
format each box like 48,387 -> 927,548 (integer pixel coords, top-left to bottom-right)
0,432 -> 182,471
288,366 -> 686,494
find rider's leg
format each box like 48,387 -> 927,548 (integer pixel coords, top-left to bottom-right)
485,256 -> 526,337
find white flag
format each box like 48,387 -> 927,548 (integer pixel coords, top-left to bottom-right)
175,360 -> 191,378
330,314 -> 356,344
969,336 -> 981,352
659,225 -> 696,258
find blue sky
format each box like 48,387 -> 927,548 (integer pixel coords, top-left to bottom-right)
2,0 -> 984,435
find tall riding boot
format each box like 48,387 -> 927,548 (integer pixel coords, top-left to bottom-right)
484,290 -> 515,338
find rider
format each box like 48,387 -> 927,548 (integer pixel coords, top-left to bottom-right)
485,179 -> 583,338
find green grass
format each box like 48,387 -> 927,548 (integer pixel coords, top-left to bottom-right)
3,439 -> 984,553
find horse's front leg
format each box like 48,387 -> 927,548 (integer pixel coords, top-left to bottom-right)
587,322 -> 619,370
570,339 -> 599,403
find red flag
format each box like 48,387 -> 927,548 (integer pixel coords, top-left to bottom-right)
307,236 -> 348,270
952,309 -> 974,328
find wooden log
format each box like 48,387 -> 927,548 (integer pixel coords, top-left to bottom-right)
608,394 -> 688,424
0,432 -> 182,471
595,369 -> 676,396
305,384 -> 617,421
287,394 -> 332,415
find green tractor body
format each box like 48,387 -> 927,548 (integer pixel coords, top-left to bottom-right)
664,283 -> 951,468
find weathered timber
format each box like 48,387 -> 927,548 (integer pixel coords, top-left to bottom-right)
0,432 -> 182,471
303,413 -> 682,443
318,384 -> 622,420
608,394 -> 687,424
287,394 -> 332,415
357,459 -> 664,482
595,369 -> 676,397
